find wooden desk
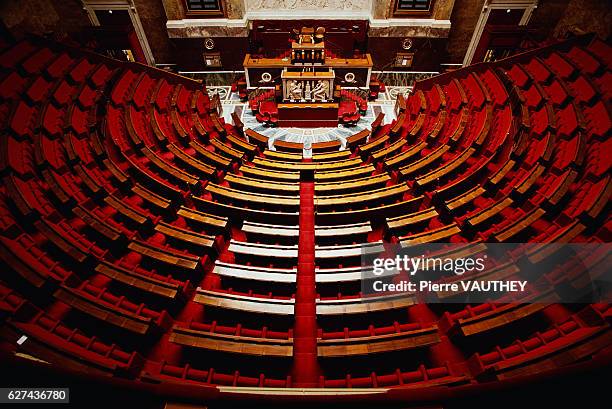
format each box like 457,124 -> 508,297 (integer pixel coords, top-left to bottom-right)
214,261 -> 296,283
434,84 -> 446,108
453,78 -> 468,106
399,145 -> 449,179
315,222 -> 372,239
224,173 -> 300,194
210,138 -> 244,161
408,112 -> 426,138
242,221 -> 299,241
311,150 -> 351,162
314,164 -> 375,182
210,113 -> 226,136
243,53 -> 373,88
487,159 -> 515,188
277,102 -> 338,128
315,174 -> 390,195
464,197 -> 513,229
314,184 -> 408,210
154,221 -> 217,253
450,294 -> 559,337
229,239 -> 298,259
386,207 -> 438,231
449,108 -> 469,144
191,111 -> 207,139
101,158 -> 126,189
315,241 -> 384,259
318,326 -> 439,357
315,265 -> 374,283
188,140 -> 232,170
316,293 -> 416,315
372,138 -> 407,161
253,156 -> 362,171
170,109 -> 188,139
168,143 -> 217,177
128,240 -> 200,271
227,134 -> 257,155
312,140 -> 342,152
141,147 -> 199,190
245,128 -> 269,148
390,113 -> 406,136
436,261 -> 519,299
274,139 -> 304,153
132,183 -> 173,212
395,93 -> 406,115
176,205 -> 228,231
239,164 -> 300,182
54,285 -> 170,335
370,112 -> 385,133
72,205 -> 125,244
192,195 -> 299,224
492,207 -> 546,242
263,149 -> 302,161
428,110 -> 447,141
513,164 -> 545,196
194,288 -> 294,315
206,183 -> 300,209
104,194 -> 150,227
316,196 -> 423,224
474,105 -> 493,146
384,141 -> 427,169
150,108 -> 172,142
525,221 -> 585,264
414,148 -> 475,189
231,112 -> 244,136
359,134 -> 389,156
399,223 -> 461,245
544,169 -> 578,207
95,260 -> 189,300
346,129 -> 370,148
170,325 -> 293,357
444,186 -> 486,214
472,326 -> 611,380
35,219 -> 90,264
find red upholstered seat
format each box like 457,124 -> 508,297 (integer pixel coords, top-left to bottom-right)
90,64 -> 115,88
584,101 -> 611,138
0,41 -> 36,68
0,72 -> 27,101
26,76 -> 52,103
569,75 -> 598,105
565,46 -> 602,76
21,47 -> 55,74
543,52 -> 577,80
259,100 -> 278,116
69,59 -> 96,84
46,53 -> 75,79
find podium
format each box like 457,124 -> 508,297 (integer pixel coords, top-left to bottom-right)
281,69 -> 334,102
277,103 -> 338,128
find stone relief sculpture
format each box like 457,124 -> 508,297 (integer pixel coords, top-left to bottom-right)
247,0 -> 368,11
312,80 -> 330,101
288,80 -> 303,100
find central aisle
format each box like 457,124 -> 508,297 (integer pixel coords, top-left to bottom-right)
292,179 -> 320,386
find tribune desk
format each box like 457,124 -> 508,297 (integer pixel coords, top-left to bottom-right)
243,53 -> 373,89
277,102 -> 339,128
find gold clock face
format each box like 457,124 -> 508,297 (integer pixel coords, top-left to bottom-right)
402,38 -> 413,50
204,38 -> 215,50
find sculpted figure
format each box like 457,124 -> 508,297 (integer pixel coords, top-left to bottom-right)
288,80 -> 303,100
312,80 -> 329,101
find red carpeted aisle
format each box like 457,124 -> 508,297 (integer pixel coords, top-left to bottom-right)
292,180 -> 320,387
